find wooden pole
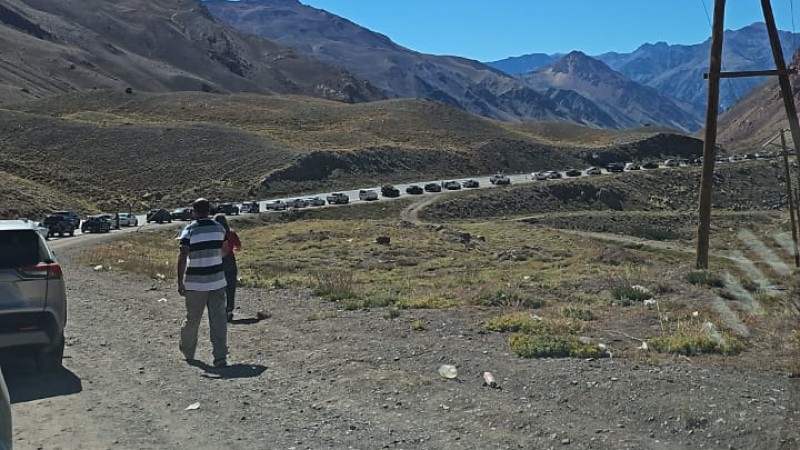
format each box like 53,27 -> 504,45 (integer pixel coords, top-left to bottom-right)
761,0 -> 800,178
780,130 -> 800,267
696,0 -> 726,269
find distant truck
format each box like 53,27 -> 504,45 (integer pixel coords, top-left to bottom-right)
326,193 -> 350,205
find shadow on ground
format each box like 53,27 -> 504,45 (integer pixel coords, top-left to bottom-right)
3,368 -> 82,404
188,360 -> 267,379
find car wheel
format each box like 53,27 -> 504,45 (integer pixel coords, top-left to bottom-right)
35,335 -> 64,373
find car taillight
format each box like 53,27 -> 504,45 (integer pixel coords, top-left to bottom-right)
18,263 -> 63,280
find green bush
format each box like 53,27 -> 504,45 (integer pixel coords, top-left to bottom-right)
611,284 -> 652,304
509,333 -> 607,358
649,331 -> 742,356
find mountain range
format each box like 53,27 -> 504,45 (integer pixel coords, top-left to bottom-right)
0,0 -> 796,136
489,23 -> 800,116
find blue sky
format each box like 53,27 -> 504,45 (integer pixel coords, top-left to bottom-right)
298,0 -> 799,61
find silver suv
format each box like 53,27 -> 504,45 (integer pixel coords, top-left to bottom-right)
0,220 -> 67,372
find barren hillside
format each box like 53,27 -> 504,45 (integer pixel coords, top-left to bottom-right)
0,91 -> 702,218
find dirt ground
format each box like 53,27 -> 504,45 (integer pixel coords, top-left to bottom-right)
2,234 -> 798,450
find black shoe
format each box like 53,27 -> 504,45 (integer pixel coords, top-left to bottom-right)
179,344 -> 195,361
213,359 -> 229,368
226,312 -> 234,323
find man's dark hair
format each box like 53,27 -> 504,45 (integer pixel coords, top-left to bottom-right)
192,198 -> 211,217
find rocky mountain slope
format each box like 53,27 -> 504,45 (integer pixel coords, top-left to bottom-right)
522,52 -> 701,131
716,48 -> 800,151
202,0 -> 623,128
0,0 -> 383,104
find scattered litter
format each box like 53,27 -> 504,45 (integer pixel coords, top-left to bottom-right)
185,402 -> 200,411
117,259 -> 125,264
482,371 -> 499,389
640,341 -> 649,351
155,273 -> 166,280
158,298 -> 168,303
438,364 -> 458,379
692,311 -> 699,317
93,265 -> 103,271
643,299 -> 656,305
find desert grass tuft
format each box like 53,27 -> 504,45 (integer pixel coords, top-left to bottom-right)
471,289 -> 545,309
508,333 -> 607,358
648,330 -> 743,356
685,270 -> 725,288
307,311 -> 339,321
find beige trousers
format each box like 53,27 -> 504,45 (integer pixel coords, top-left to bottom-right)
179,288 -> 228,364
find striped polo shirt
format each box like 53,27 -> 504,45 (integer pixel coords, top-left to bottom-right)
179,218 -> 227,291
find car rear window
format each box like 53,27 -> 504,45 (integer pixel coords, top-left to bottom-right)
0,230 -> 48,269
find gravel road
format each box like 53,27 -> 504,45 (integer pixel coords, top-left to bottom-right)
4,235 -> 799,450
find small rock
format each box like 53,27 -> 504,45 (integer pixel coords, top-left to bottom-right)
561,438 -> 571,445
375,236 -> 391,245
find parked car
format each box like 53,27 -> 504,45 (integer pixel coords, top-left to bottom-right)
424,183 -> 442,192
585,167 -> 602,175
532,172 -> 550,181
81,215 -> 112,233
0,219 -> 68,372
286,198 -> 309,208
52,211 -> 80,229
462,179 -> 480,188
359,189 -> 379,201
381,185 -> 401,198
606,162 -> 625,173
405,185 -> 424,195
217,202 -> 240,215
442,180 -> 461,190
240,201 -> 260,214
146,208 -> 172,223
43,214 -> 75,238
170,207 -> 193,221
304,197 -> 326,207
489,174 -> 510,185
326,193 -> 350,205
642,161 -> 659,169
265,200 -> 288,211
565,168 -> 582,177
664,159 -> 680,167
545,170 -> 562,179
116,212 -> 139,227
624,162 -> 641,171
0,366 -> 10,449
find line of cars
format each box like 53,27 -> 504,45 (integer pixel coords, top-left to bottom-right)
39,211 -> 140,238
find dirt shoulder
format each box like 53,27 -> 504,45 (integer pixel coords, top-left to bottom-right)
3,237 -> 798,450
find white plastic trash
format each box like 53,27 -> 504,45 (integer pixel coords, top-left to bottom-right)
438,364 -> 458,379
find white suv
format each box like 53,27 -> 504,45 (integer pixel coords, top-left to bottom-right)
358,189 -> 378,201
0,220 -> 67,372
116,212 -> 138,227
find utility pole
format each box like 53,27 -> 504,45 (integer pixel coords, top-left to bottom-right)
696,0 -> 726,269
696,0 -> 799,269
761,0 -> 800,177
779,130 -> 800,267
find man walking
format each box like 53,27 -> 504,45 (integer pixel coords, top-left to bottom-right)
177,198 -> 229,368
